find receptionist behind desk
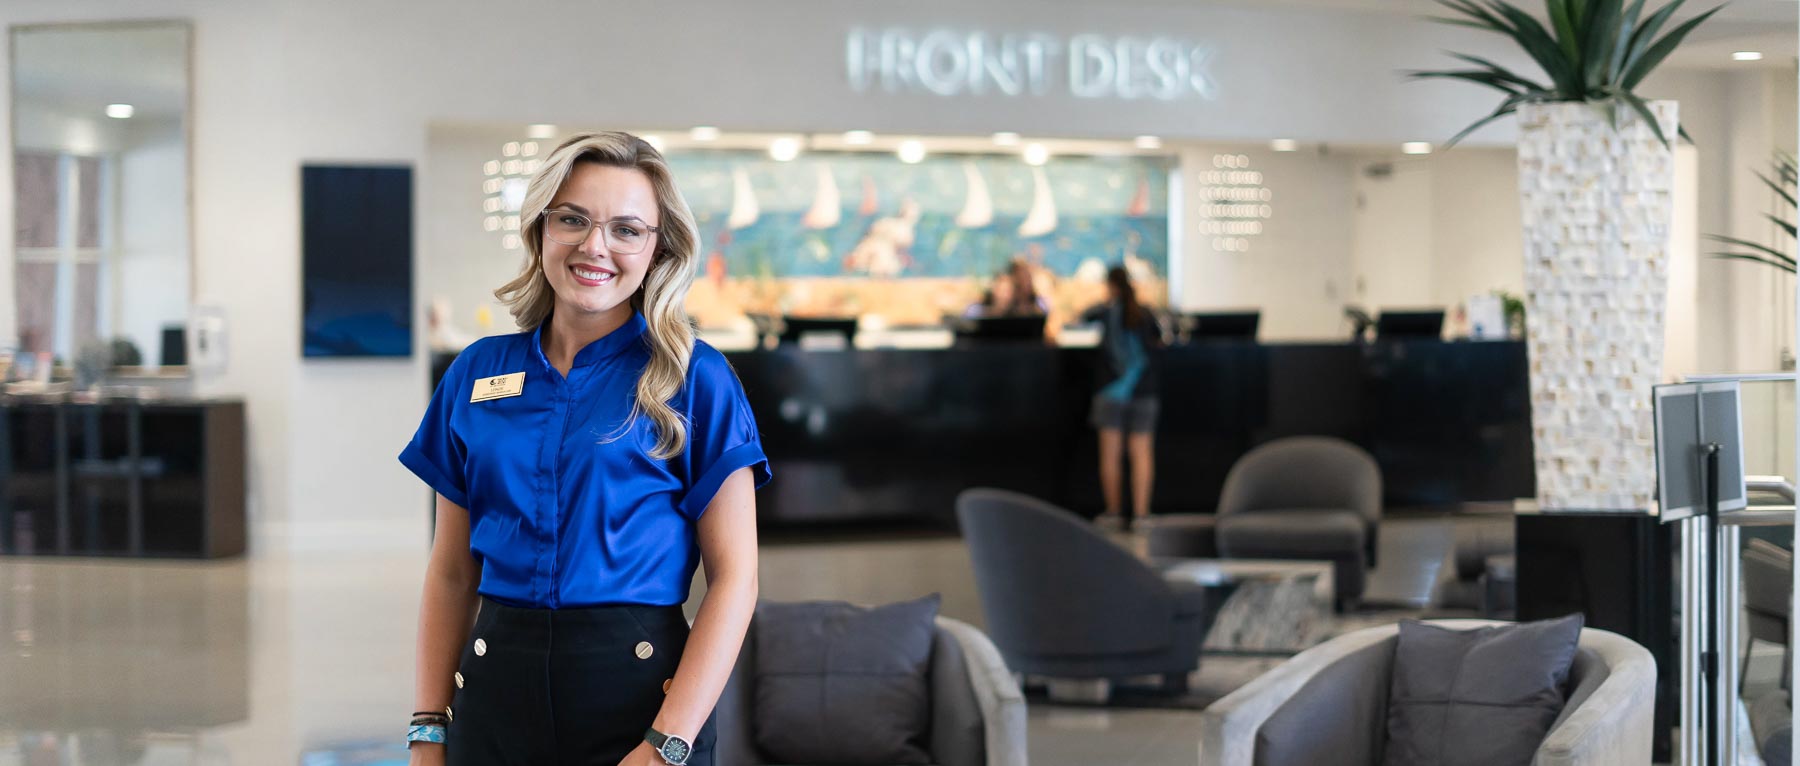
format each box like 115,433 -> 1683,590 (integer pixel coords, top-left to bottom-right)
400,132 -> 770,766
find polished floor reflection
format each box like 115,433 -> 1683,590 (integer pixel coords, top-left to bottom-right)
0,518 -> 1459,766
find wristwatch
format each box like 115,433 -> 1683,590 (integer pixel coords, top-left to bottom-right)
644,726 -> 692,765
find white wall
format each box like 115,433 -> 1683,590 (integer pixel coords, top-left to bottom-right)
1175,145 -> 1356,339
1350,156 -> 1437,311
0,0 -> 1788,551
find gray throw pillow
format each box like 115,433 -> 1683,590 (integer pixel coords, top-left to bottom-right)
753,595 -> 940,765
1383,615 -> 1584,766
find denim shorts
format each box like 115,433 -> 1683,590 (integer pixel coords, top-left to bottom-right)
1090,394 -> 1160,433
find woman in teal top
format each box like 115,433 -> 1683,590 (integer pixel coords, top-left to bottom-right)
401,132 -> 768,766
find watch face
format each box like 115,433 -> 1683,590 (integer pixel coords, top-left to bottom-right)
660,737 -> 691,764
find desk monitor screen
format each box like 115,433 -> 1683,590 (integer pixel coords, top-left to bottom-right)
779,316 -> 858,345
957,315 -> 1047,342
1653,381 -> 1747,521
1187,312 -> 1260,342
160,324 -> 187,367
1376,310 -> 1445,340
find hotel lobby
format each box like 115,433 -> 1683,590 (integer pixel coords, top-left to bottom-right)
2,0 -> 1799,764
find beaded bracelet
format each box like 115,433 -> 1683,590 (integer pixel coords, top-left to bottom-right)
407,723 -> 447,745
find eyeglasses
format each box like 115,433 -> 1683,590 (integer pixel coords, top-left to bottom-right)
541,208 -> 660,254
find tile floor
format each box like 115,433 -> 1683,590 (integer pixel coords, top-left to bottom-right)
0,514 -> 1723,765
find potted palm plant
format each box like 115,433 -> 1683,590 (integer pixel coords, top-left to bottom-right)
1413,0 -> 1718,511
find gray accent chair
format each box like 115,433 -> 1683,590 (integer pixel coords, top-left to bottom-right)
1200,619 -> 1656,766
1742,537 -> 1792,693
714,610 -> 1028,766
1215,436 -> 1382,608
956,488 -> 1209,690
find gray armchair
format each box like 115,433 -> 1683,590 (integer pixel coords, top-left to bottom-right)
1742,537 -> 1792,692
1215,436 -> 1382,608
956,488 -> 1208,690
714,611 -> 1028,766
1200,620 -> 1656,766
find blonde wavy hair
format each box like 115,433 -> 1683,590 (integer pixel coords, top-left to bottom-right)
495,131 -> 700,460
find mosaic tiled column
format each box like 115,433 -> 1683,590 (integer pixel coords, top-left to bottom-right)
1516,100 -> 1677,511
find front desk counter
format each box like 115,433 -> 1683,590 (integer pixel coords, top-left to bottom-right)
436,337 -> 1527,527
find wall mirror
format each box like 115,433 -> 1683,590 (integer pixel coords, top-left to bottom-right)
11,21 -> 192,375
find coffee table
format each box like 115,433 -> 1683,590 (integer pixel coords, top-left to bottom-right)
1156,557 -> 1336,654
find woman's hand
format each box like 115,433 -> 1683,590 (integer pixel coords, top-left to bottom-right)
408,742 -> 446,766
616,740 -> 662,766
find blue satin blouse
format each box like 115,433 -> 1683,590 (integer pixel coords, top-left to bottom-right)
400,312 -> 770,609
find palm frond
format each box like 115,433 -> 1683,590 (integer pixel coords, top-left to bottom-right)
1415,0 -> 1719,147
1704,234 -> 1798,266
1710,253 -> 1798,274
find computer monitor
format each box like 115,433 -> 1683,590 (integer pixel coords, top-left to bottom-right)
1376,310 -> 1445,340
955,314 -> 1048,343
160,324 -> 187,367
1185,312 -> 1260,342
779,315 -> 858,346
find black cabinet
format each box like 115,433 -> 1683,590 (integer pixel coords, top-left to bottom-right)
0,398 -> 245,558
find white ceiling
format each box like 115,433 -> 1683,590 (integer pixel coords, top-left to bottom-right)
1041,0 -> 1798,67
12,23 -> 189,123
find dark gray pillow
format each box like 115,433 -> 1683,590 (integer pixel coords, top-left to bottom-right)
753,595 -> 940,765
1384,615 -> 1584,766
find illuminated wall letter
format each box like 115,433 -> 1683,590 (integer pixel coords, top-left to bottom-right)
916,30 -> 970,96
1068,35 -> 1112,98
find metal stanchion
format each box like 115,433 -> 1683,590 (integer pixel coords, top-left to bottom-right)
1680,515 -> 1703,765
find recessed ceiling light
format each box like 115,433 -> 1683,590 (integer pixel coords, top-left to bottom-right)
528,124 -> 557,139
769,137 -> 802,162
1401,142 -> 1433,155
991,132 -> 1021,147
1734,51 -> 1764,61
898,140 -> 927,164
690,126 -> 721,141
1134,135 -> 1163,150
843,130 -> 874,145
1270,139 -> 1299,152
105,104 -> 134,119
1023,144 -> 1051,166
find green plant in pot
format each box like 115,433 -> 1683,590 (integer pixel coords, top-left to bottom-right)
1413,0 -> 1720,511
1412,0 -> 1721,146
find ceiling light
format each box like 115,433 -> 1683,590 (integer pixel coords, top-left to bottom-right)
769,137 -> 802,162
528,124 -> 557,139
898,140 -> 927,164
1023,143 -> 1051,166
1401,142 -> 1433,155
1734,51 -> 1764,61
105,104 -> 134,119
1134,135 -> 1162,150
1270,139 -> 1299,152
843,130 -> 874,145
991,132 -> 1021,147
690,126 -> 721,141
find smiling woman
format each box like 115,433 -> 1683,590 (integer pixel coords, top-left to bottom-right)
403,131 -> 768,766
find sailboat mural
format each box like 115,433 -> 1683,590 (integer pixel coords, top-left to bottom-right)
801,164 -> 841,229
1017,166 -> 1058,238
727,166 -> 760,230
955,162 -> 993,229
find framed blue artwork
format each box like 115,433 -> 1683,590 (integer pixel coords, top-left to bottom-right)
302,164 -> 413,357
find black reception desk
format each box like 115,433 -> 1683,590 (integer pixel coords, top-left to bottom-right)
727,339 -> 1533,526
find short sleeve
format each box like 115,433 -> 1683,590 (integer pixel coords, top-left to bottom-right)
678,344 -> 771,520
399,350 -> 471,509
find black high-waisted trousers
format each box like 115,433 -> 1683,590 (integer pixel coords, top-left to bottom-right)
445,598 -> 715,765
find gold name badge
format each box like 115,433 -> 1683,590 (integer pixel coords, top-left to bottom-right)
470,372 -> 526,403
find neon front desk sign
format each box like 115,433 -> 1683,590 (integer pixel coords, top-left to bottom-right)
846,28 -> 1216,101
